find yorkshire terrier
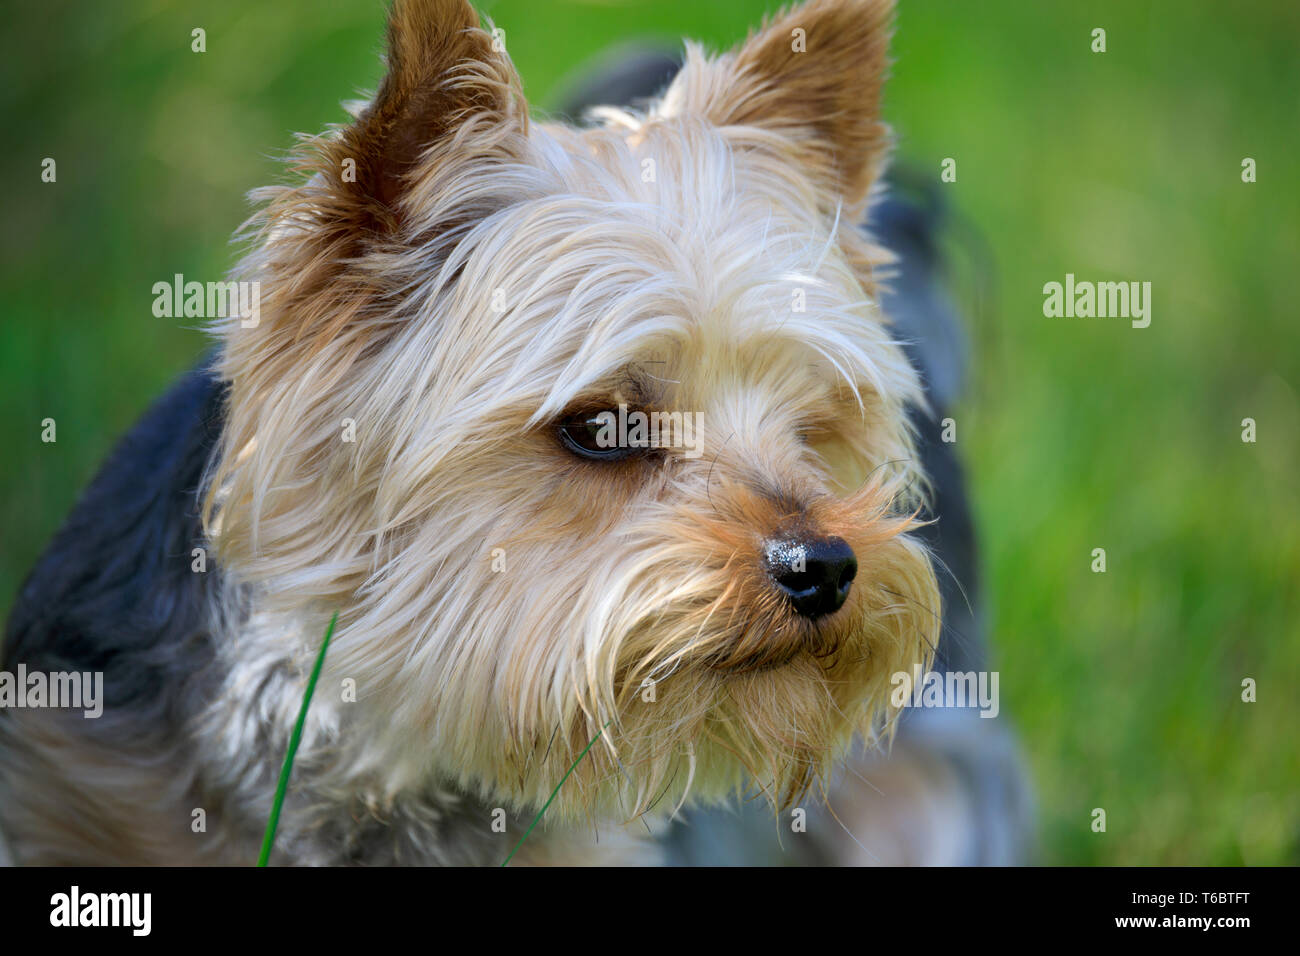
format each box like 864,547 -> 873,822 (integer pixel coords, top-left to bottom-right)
1,0 -> 1029,865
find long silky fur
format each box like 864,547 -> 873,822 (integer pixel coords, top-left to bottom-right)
2,0 -> 938,866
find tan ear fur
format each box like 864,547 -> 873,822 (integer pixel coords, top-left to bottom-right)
659,0 -> 894,210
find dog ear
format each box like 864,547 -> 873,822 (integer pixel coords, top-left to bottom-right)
239,0 -> 525,353
659,0 -> 893,209
324,0 -> 524,235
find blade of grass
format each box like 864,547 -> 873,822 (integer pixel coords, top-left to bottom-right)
257,610 -> 338,867
501,719 -> 611,867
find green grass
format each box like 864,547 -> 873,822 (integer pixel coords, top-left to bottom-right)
258,611 -> 336,867
502,720 -> 611,867
2,0 -> 1296,864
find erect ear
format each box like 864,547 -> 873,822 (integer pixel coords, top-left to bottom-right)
244,0 -> 524,349
658,0 -> 893,209
326,0 -> 524,234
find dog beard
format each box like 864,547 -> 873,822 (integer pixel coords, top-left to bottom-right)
258,457 -> 941,823
200,0 -> 935,827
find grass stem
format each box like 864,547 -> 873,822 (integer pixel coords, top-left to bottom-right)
257,610 -> 338,867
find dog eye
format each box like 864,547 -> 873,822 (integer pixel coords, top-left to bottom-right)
557,410 -> 642,462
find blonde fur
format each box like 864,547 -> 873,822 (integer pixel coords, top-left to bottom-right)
197,0 -> 937,847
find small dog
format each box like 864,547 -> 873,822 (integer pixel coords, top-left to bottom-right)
1,0 -> 951,865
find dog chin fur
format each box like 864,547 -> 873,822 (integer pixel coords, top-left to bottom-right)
203,0 -> 936,821
1,0 -> 939,865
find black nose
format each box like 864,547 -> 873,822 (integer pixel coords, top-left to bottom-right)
764,536 -> 857,619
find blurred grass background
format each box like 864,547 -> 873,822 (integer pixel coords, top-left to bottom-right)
2,0 -> 1296,864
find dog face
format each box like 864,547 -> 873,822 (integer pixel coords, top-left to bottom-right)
206,0 -> 938,817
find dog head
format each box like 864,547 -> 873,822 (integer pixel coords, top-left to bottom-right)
206,0 -> 938,819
